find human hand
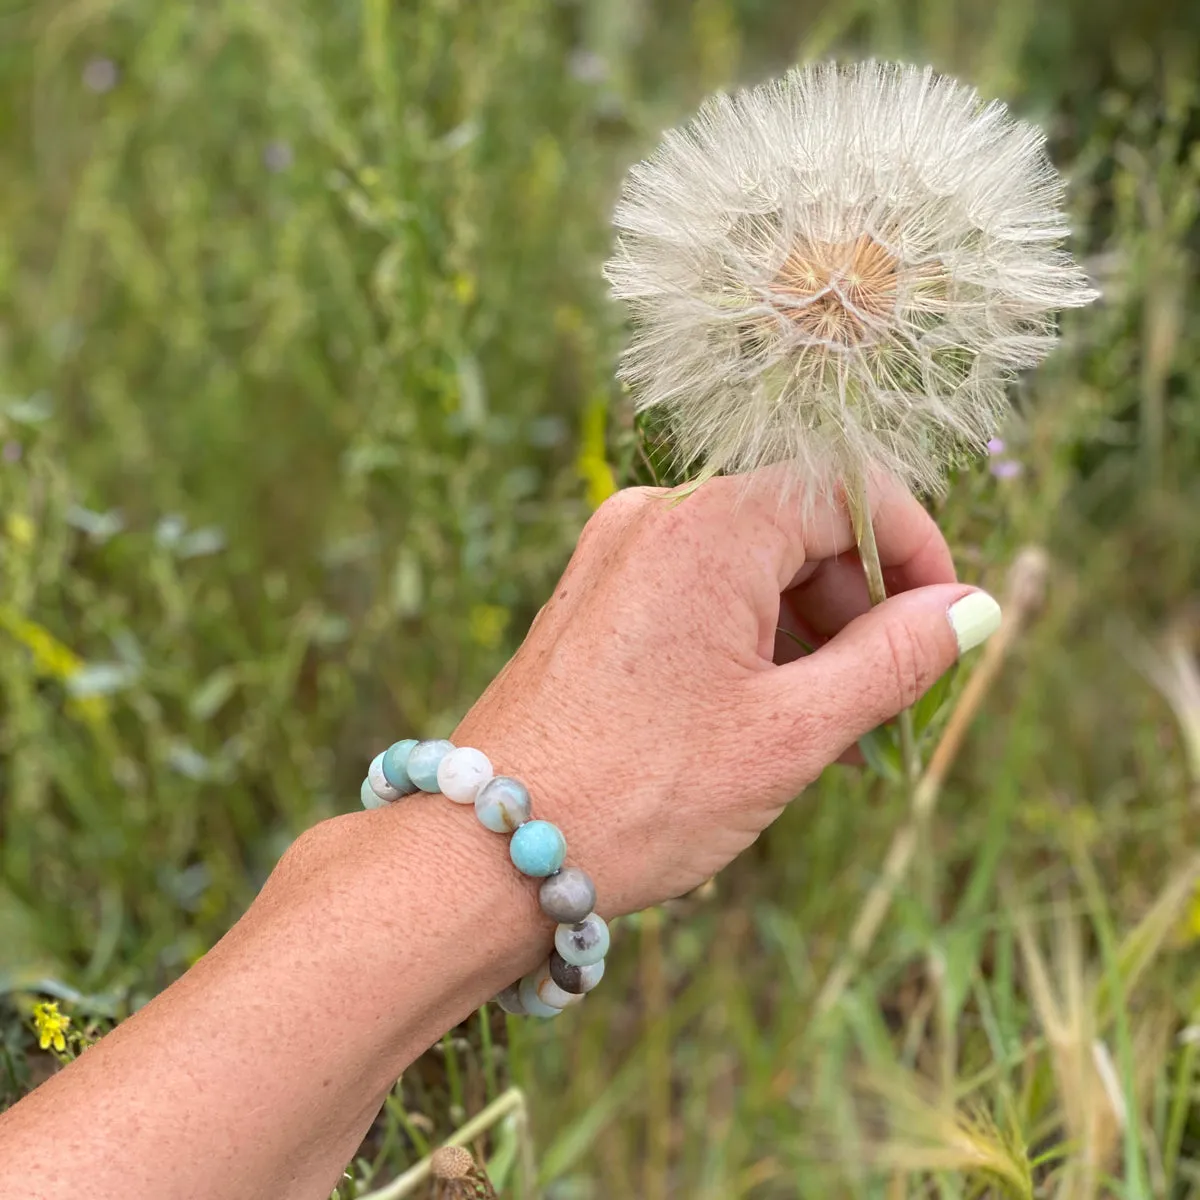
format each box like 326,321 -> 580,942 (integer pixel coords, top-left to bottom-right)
454,475 -> 1000,917
0,475 -> 1002,1200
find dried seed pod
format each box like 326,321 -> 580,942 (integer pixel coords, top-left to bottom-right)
431,1144 -> 498,1199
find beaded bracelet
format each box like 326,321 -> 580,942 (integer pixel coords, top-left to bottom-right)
360,738 -> 610,1018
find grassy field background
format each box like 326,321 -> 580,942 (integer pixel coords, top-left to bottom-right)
2,0 -> 1200,1196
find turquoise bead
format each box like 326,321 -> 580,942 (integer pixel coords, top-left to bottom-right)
360,777 -> 388,810
381,739 -> 419,793
554,913 -> 610,967
518,974 -> 562,1018
475,776 -> 532,834
406,739 -> 455,792
509,820 -> 566,877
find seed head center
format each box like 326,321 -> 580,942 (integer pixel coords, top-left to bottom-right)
770,234 -> 899,344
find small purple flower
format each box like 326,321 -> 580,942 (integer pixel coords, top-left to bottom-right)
990,459 -> 1024,480
82,58 -> 119,94
568,50 -> 609,85
986,437 -> 1006,456
263,140 -> 294,174
2,441 -> 21,464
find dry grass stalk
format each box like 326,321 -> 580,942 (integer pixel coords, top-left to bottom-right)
816,545 -> 1051,1017
359,1088 -> 530,1200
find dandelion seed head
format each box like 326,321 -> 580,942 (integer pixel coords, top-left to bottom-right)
605,61 -> 1098,499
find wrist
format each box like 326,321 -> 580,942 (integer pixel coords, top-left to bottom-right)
275,794 -> 551,1052
450,712 -> 623,917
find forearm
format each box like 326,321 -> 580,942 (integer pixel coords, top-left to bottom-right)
0,794 -> 548,1200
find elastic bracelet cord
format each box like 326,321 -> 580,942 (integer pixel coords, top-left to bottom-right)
361,739 -> 610,1018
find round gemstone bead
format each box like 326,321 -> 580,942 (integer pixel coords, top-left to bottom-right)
436,746 -> 493,805
509,820 -> 567,877
518,974 -> 563,1018
538,867 -> 596,924
555,913 -> 610,967
381,739 -> 419,793
493,983 -> 526,1016
360,777 -> 388,810
525,959 -> 584,1009
367,751 -> 403,803
406,739 -> 456,792
474,776 -> 532,834
549,951 -> 606,995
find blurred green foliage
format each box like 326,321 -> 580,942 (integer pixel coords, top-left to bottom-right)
2,0 -> 1200,1196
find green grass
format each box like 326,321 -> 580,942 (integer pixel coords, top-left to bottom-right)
2,0 -> 1200,1196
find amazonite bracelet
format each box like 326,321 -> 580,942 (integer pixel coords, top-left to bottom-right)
361,738 -> 610,1018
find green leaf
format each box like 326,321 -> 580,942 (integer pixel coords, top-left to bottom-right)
857,725 -> 904,783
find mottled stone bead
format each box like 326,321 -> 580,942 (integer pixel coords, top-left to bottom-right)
381,739 -> 419,793
538,867 -> 596,924
509,820 -> 567,877
367,751 -> 403,802
525,959 -> 584,1009
406,739 -> 456,792
548,950 -> 605,996
518,973 -> 563,1018
474,776 -> 532,834
436,746 -> 493,804
554,913 -> 610,967
493,983 -> 526,1016
360,777 -> 388,810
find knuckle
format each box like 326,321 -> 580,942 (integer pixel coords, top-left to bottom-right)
881,620 -> 930,711
581,487 -> 655,542
600,486 -> 657,521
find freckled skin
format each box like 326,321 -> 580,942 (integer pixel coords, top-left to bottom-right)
0,473 -> 984,1200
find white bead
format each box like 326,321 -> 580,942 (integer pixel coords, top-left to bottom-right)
367,752 -> 402,802
436,746 -> 493,804
361,778 -> 388,810
529,959 -> 584,1009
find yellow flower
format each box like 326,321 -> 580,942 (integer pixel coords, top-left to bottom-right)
468,604 -> 509,650
577,396 -> 617,511
0,607 -> 111,727
0,607 -> 83,680
32,1001 -> 71,1054
5,512 -> 34,548
452,273 -> 477,307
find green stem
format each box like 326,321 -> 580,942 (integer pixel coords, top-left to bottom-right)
847,475 -> 921,784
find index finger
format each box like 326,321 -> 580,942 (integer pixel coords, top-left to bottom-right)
697,469 -> 956,593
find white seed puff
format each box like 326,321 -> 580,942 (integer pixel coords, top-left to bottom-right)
605,61 -> 1098,499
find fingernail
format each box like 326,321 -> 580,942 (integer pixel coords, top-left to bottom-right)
947,591 -> 1002,655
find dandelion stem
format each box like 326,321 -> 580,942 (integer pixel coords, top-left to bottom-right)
847,474 -> 920,783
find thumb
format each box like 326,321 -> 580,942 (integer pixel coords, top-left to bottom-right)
762,585 -> 1002,772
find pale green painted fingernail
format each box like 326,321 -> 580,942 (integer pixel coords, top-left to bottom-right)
948,591 -> 1002,655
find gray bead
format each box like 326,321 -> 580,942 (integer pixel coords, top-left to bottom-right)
493,983 -> 526,1016
549,951 -> 606,995
538,866 -> 597,924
